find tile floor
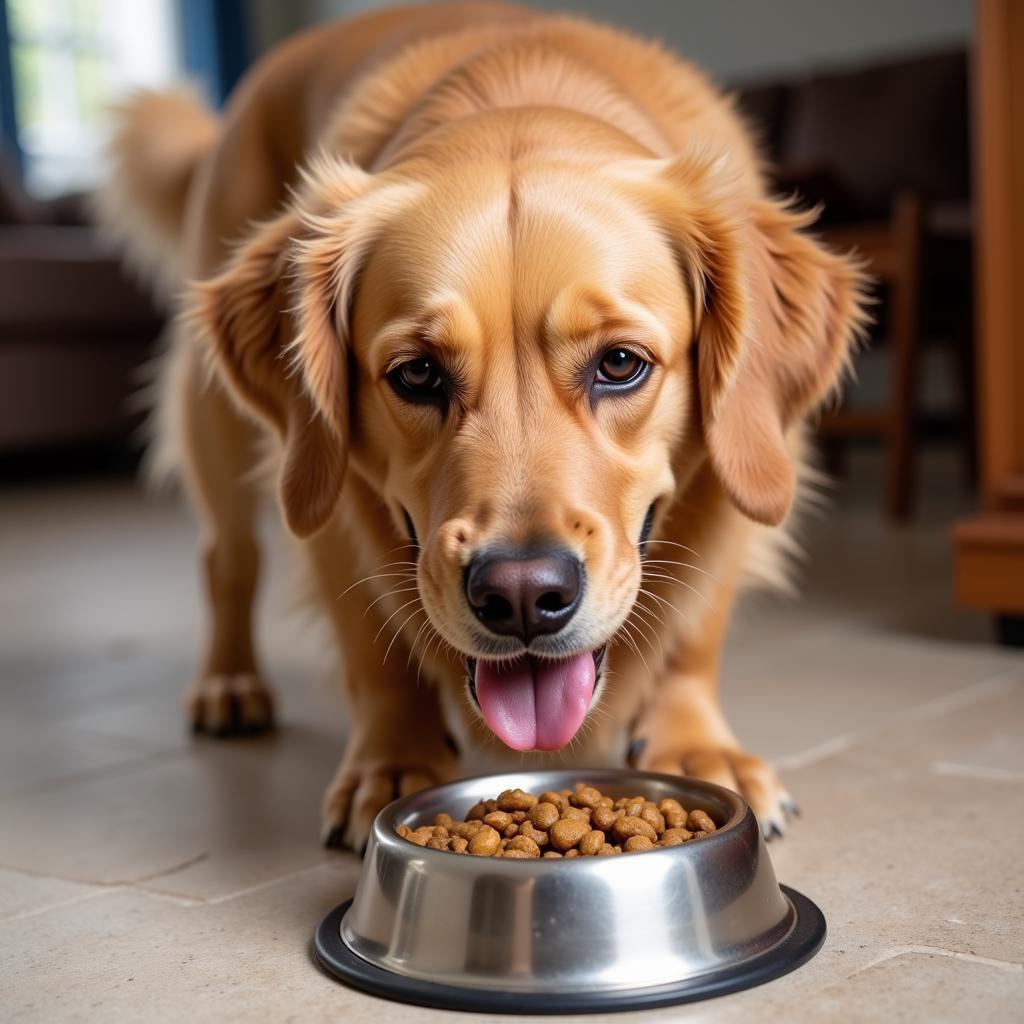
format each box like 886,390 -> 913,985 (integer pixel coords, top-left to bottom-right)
1,451 -> 1022,1022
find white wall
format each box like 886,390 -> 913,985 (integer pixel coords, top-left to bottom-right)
256,0 -> 972,83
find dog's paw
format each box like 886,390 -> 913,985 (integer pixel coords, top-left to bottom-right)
186,672 -> 275,736
641,746 -> 797,839
321,753 -> 458,853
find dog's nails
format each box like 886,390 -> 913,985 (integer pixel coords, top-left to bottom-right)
763,820 -> 784,841
322,825 -> 347,850
783,797 -> 802,818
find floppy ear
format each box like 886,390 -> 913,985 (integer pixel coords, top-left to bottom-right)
189,160 -> 375,537
651,156 -> 868,525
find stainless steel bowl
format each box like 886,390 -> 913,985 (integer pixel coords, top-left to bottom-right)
315,769 -> 824,1013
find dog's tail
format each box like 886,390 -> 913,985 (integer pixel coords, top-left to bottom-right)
92,85 -> 220,303
93,86 -> 221,492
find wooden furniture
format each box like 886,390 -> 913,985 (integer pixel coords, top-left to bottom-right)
952,0 -> 1024,638
818,191 -> 924,520
737,51 -> 971,522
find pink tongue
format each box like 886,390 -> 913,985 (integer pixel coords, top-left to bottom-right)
475,653 -> 596,751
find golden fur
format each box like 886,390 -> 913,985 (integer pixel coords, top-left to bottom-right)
98,2 -> 867,847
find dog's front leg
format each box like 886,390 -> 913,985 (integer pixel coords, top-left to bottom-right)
308,524 -> 458,852
320,658 -> 457,851
631,591 -> 797,838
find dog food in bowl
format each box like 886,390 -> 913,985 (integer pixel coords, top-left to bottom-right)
395,782 -> 718,857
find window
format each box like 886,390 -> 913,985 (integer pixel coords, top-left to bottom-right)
6,0 -> 180,196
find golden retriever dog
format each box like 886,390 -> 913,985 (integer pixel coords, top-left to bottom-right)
97,1 -> 866,850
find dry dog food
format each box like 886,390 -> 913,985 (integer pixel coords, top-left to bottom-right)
395,782 -> 718,857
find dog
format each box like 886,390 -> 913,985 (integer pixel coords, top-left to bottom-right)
96,1 -> 866,850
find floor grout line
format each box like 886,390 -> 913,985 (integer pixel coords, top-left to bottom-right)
0,859 -> 353,918
134,851 -> 213,884
773,669 -> 1021,772
857,944 -> 1024,975
0,746 -> 188,808
0,885 -> 117,925
902,672 -> 1021,723
135,860 -> 355,906
932,761 -> 1024,785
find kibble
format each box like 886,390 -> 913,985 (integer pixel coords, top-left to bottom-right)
579,829 -> 606,856
396,781 -> 718,857
549,816 -> 590,851
688,809 -> 717,833
624,835 -> 655,852
497,788 -> 537,812
528,802 -> 560,830
468,824 -> 501,856
611,815 -> 657,844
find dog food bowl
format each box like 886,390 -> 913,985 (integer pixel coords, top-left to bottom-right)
314,769 -> 824,1013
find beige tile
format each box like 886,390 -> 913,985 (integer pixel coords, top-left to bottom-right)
0,860 -> 864,1024
0,728 -> 351,900
0,712 -> 165,799
721,621 -> 1019,763
796,951 -> 1024,1024
9,864 -> 1014,1024
769,750 -> 1024,966
58,658 -> 343,750
0,869 -> 101,923
854,673 -> 1024,772
0,864 -> 360,1024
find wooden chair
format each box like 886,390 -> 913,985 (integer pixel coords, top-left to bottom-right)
818,190 -> 924,519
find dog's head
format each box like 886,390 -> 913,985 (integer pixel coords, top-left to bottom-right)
195,121 -> 864,752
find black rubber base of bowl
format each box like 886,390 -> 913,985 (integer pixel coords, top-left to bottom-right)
313,885 -> 826,1015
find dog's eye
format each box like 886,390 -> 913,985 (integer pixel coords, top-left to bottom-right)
596,348 -> 647,385
390,358 -> 445,401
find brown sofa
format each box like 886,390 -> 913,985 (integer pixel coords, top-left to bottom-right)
0,150 -> 163,452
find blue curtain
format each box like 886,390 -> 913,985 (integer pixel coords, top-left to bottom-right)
180,0 -> 249,107
0,0 -> 21,169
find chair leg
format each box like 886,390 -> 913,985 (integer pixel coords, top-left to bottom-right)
885,193 -> 924,521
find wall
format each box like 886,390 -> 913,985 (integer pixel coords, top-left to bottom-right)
248,0 -> 972,83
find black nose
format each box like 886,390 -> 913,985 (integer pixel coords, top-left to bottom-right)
465,548 -> 583,643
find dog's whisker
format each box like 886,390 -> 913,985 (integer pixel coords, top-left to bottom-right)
413,620 -> 449,679
425,627 -> 448,667
382,606 -> 426,666
407,616 -> 434,673
642,558 -> 718,581
641,570 -> 714,611
617,620 -> 652,678
638,539 -> 702,558
629,615 -> 659,661
416,623 -> 447,684
627,599 -> 662,640
631,608 -> 672,659
425,620 -> 459,670
628,603 -> 665,660
339,569 -> 417,599
371,542 -> 420,564
637,586 -> 693,627
613,624 -> 641,662
364,583 -> 421,616
372,596 -> 424,645
632,597 -> 668,632
414,621 -> 448,687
